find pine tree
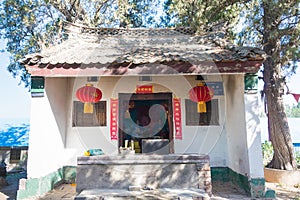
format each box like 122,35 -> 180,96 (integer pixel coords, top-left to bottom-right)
0,0 -> 164,86
170,0 -> 299,170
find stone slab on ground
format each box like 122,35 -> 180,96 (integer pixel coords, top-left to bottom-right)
37,184 -> 76,200
75,188 -> 210,200
1,176 -> 297,200
265,182 -> 300,200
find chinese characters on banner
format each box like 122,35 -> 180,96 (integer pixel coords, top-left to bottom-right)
110,99 -> 118,140
136,85 -> 153,93
173,98 -> 182,140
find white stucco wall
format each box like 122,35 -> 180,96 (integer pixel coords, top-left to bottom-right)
223,75 -> 250,176
27,78 -> 69,178
175,76 -> 228,166
63,75 -> 227,167
28,74 -> 263,178
244,94 -> 264,178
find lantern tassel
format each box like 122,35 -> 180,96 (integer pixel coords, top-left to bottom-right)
198,101 -> 206,113
84,102 -> 94,113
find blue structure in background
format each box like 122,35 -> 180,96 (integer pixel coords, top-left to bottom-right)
294,143 -> 300,154
0,119 -> 29,147
260,117 -> 300,155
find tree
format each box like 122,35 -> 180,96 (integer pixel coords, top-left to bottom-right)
170,0 -> 299,170
0,0 -> 65,87
117,0 -> 162,28
241,0 -> 299,170
165,0 -> 299,170
0,0 -> 162,87
1,0 -> 299,170
167,0 -> 243,30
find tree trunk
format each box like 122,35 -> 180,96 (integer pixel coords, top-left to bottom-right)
262,1 -> 297,170
263,60 -> 297,170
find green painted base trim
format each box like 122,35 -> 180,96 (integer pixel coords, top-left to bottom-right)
250,178 -> 265,198
228,167 -> 250,193
17,166 -> 76,200
211,167 -> 231,182
211,167 -> 270,198
211,167 -> 250,194
63,166 -> 77,183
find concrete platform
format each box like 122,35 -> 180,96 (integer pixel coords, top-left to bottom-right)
74,188 -> 210,200
76,154 -> 211,196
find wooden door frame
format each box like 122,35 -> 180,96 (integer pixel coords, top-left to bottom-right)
118,92 -> 174,153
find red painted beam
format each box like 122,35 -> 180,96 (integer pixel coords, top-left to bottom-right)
26,60 -> 263,77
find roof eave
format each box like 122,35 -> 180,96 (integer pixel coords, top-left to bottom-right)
26,60 -> 263,77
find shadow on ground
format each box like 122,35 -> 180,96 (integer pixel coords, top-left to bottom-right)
0,171 -> 26,200
1,173 -> 299,200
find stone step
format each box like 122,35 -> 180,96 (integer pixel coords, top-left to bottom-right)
75,188 -> 210,200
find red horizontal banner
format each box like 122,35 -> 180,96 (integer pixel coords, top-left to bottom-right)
136,85 -> 153,93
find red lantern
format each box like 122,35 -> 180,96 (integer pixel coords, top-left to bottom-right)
188,83 -> 214,113
76,84 -> 102,113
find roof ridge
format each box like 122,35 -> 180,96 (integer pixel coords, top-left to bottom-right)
64,22 -> 196,37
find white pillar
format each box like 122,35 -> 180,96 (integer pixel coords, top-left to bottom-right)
244,93 -> 264,179
27,78 -> 68,178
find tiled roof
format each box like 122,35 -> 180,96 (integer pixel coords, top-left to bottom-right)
21,23 -> 265,76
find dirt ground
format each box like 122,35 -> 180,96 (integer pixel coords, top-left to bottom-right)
37,181 -> 300,200
0,172 -> 299,200
212,181 -> 300,200
265,182 -> 300,200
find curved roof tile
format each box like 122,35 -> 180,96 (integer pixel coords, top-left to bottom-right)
21,23 -> 265,76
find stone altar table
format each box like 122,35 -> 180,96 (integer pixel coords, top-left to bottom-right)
76,154 -> 212,198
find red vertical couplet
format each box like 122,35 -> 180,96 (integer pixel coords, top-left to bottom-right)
173,98 -> 182,140
110,99 -> 118,140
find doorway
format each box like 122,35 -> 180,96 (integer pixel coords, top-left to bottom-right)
119,93 -> 174,153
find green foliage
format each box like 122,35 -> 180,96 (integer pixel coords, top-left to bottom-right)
0,0 -> 298,169
296,151 -> 300,167
262,141 -> 273,166
117,0 -> 163,28
0,0 -> 64,87
168,0 -> 243,34
0,0 -> 169,87
236,0 -> 299,169
238,0 -> 300,76
285,103 -> 300,118
262,140 -> 300,168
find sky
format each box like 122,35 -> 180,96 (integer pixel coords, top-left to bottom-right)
282,69 -> 300,106
0,39 -> 31,120
0,39 -> 299,121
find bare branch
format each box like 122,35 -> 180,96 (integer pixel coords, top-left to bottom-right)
93,0 -> 112,26
277,25 -> 299,38
47,0 -> 74,22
